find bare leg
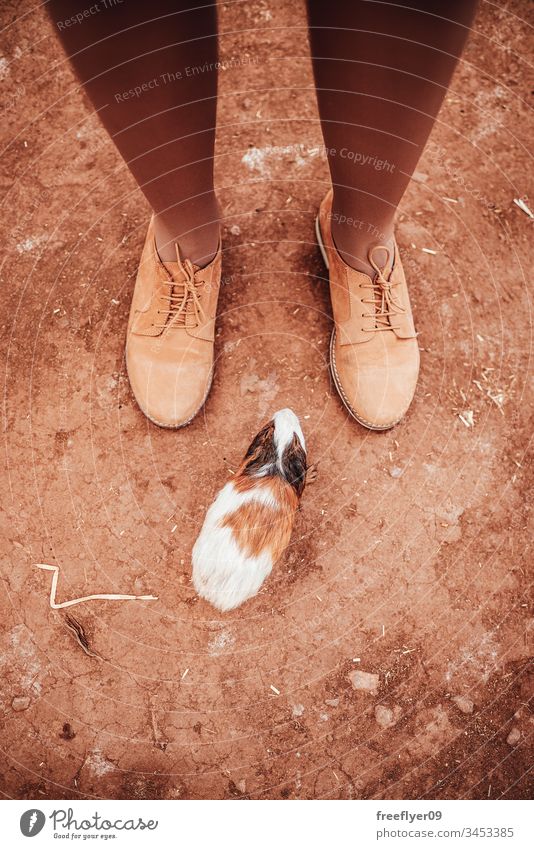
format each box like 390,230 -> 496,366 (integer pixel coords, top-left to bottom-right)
307,0 -> 478,274
48,0 -> 219,266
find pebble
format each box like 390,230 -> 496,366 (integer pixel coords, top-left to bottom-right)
506,727 -> 521,746
325,698 -> 339,707
230,225 -> 241,236
348,670 -> 379,693
375,705 -> 395,728
12,696 -> 30,711
452,695 -> 474,715
166,782 -> 186,799
389,466 -> 404,478
292,703 -> 305,717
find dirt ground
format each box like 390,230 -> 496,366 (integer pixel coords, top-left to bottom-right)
1,0 -> 533,801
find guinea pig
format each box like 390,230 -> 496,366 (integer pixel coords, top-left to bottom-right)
192,408 -> 307,612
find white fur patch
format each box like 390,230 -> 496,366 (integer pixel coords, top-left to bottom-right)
192,481 -> 276,612
273,408 -> 305,456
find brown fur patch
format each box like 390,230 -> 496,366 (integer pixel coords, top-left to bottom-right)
220,478 -> 298,562
232,474 -> 263,494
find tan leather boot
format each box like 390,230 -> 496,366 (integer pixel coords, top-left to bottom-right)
126,217 -> 221,428
316,190 -> 419,430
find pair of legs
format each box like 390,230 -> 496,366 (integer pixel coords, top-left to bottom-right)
49,1 -> 477,273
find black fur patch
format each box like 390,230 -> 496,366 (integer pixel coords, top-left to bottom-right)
281,435 -> 307,497
242,420 -> 277,476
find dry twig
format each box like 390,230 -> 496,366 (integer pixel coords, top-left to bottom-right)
64,614 -> 101,659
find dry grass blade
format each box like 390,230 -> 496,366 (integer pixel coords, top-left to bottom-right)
64,614 -> 101,659
35,562 -> 158,608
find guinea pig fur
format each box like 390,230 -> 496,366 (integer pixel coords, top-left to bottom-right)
192,408 -> 307,612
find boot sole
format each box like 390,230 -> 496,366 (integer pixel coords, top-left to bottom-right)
315,213 -> 404,432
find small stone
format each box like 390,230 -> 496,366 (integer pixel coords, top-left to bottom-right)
292,703 -> 305,717
166,782 -> 186,799
348,670 -> 379,693
452,695 -> 474,715
230,224 -> 241,236
236,779 -> 246,794
325,698 -> 339,707
242,97 -> 253,110
374,705 -> 395,728
12,696 -> 30,711
507,727 -> 521,746
389,466 -> 404,478
59,722 -> 76,740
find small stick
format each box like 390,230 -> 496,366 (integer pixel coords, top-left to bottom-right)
35,563 -> 158,609
513,198 -> 534,219
64,614 -> 100,659
149,702 -> 167,751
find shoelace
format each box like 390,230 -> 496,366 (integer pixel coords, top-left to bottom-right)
360,244 -> 406,332
155,245 -> 206,330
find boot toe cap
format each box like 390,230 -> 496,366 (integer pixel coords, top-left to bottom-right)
126,337 -> 212,428
332,333 -> 419,430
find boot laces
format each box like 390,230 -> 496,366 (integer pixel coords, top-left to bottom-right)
155,245 -> 206,330
361,245 -> 405,332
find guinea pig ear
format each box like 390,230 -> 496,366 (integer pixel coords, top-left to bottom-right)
241,420 -> 277,476
281,434 -> 307,497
